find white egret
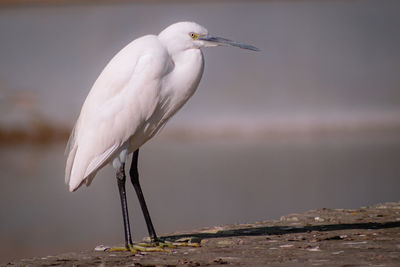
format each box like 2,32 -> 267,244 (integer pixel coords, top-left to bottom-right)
65,21 -> 258,251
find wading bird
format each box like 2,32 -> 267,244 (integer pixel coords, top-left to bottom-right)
65,21 -> 258,252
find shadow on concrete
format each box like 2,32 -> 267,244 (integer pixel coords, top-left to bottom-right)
161,221 -> 400,242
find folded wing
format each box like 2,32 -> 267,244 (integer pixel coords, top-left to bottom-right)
65,35 -> 170,192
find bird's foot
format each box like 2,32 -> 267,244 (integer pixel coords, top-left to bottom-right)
96,237 -> 200,254
143,236 -> 201,248
106,242 -> 171,253
108,244 -> 138,253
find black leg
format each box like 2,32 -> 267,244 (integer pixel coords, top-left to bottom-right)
116,163 -> 133,248
129,149 -> 158,242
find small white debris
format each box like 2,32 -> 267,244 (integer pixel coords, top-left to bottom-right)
314,216 -> 325,222
340,235 -> 348,239
307,246 -> 321,252
94,245 -> 111,251
332,250 -> 344,255
280,244 -> 294,248
269,247 -> 278,250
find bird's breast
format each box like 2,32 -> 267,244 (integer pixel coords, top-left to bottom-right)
135,49 -> 204,144
163,49 -> 204,110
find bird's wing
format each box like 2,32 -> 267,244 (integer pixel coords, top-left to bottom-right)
66,35 -> 170,192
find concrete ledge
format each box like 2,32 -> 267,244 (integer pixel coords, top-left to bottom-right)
3,201 -> 400,266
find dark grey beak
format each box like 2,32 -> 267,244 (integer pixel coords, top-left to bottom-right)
198,35 -> 260,51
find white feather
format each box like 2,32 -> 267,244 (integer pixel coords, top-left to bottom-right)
65,22 -> 207,192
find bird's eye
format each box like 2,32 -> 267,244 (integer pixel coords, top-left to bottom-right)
189,32 -> 198,40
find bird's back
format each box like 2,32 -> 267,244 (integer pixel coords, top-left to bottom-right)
65,35 -> 172,192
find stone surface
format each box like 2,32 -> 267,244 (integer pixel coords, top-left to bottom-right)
3,201 -> 400,266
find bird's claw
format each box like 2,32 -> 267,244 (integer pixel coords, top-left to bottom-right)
107,242 -> 171,254
103,237 -> 200,254
108,244 -> 138,253
159,236 -> 201,248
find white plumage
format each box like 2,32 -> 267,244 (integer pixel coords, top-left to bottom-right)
65,21 -> 258,192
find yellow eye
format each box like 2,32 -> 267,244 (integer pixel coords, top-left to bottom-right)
189,32 -> 198,40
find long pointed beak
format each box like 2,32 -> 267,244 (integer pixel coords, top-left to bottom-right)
198,35 -> 260,51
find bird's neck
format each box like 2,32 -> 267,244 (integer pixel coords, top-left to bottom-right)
169,49 -> 204,94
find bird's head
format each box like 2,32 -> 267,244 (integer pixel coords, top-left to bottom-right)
158,21 -> 259,55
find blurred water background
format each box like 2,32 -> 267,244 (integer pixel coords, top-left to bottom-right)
1,0 -> 400,263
